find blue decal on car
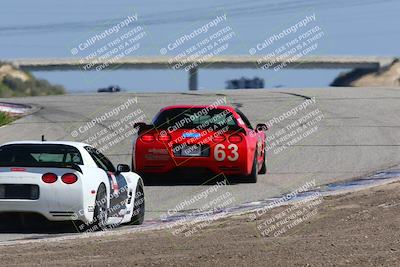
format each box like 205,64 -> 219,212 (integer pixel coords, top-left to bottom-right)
183,132 -> 201,138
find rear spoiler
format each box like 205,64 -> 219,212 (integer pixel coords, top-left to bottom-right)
136,123 -> 247,135
0,162 -> 82,173
134,122 -> 154,134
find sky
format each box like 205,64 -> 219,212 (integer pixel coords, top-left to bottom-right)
0,0 -> 399,92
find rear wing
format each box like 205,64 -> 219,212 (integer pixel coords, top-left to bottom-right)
0,162 -> 82,173
135,123 -> 246,135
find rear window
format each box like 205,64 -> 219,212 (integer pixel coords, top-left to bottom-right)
153,108 -> 238,129
0,144 -> 83,165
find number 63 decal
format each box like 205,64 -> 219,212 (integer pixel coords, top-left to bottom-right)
214,144 -> 239,161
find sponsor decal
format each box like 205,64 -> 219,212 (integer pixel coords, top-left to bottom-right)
183,132 -> 201,138
108,172 -> 119,194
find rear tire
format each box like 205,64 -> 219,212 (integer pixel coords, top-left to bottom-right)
259,153 -> 267,174
90,184 -> 108,231
129,185 -> 145,225
244,152 -> 258,183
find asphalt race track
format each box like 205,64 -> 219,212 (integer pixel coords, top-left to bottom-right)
0,87 -> 399,242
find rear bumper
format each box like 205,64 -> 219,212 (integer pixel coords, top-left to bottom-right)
134,133 -> 255,176
0,181 -> 91,223
0,199 -> 88,222
136,154 -> 249,176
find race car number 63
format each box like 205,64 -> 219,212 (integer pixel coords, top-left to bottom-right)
214,144 -> 239,161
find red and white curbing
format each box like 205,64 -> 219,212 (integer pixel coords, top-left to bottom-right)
0,102 -> 32,115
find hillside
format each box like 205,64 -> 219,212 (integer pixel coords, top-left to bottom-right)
0,63 -> 65,97
331,59 -> 400,87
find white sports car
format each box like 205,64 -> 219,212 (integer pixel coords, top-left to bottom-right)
0,141 -> 145,231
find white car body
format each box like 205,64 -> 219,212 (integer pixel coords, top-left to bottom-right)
0,141 -> 144,227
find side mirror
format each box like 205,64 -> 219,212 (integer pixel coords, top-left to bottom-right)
134,122 -> 146,129
117,164 -> 130,173
256,123 -> 268,132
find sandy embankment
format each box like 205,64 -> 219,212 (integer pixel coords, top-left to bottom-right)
331,59 -> 400,87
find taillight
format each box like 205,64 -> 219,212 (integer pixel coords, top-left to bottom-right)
61,173 -> 78,184
228,134 -> 242,143
42,173 -> 58,184
213,135 -> 226,143
141,133 -> 155,142
11,167 -> 26,172
157,133 -> 171,142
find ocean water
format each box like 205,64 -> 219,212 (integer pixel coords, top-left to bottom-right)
0,0 -> 399,92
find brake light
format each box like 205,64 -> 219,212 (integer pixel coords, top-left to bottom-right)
141,133 -> 155,142
157,133 -> 171,142
228,134 -> 242,143
213,135 -> 226,143
11,167 -> 26,172
61,173 -> 78,184
42,173 -> 58,184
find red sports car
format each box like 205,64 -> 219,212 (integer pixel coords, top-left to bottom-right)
132,105 -> 268,183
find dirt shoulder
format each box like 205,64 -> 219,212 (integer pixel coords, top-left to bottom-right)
1,182 -> 400,267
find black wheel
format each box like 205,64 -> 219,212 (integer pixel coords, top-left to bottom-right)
139,173 -> 153,185
129,184 -> 145,225
244,152 -> 258,183
90,184 -> 108,231
143,176 -> 153,186
74,185 -> 107,232
259,152 -> 267,174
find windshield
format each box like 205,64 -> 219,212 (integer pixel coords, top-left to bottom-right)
0,144 -> 83,165
152,108 -> 238,129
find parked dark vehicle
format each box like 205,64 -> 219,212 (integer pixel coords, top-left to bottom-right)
97,86 -> 121,93
226,77 -> 264,89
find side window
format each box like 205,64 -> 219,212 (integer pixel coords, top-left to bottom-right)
96,151 -> 116,173
85,147 -> 115,173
